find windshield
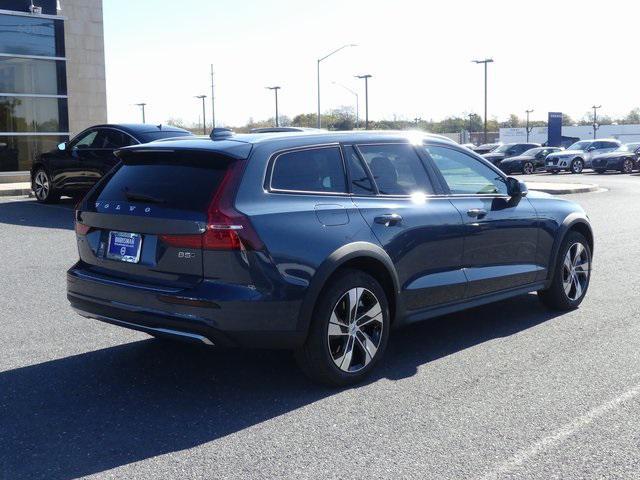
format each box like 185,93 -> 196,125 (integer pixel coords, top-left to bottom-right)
139,130 -> 193,142
567,141 -> 591,151
521,148 -> 543,156
493,144 -> 512,153
621,143 -> 640,152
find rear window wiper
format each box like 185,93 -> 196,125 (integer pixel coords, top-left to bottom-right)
122,189 -> 166,204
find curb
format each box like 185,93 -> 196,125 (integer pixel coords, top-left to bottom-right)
0,188 -> 32,197
526,183 -> 599,195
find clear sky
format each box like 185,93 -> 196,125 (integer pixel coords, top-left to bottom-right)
103,0 -> 637,127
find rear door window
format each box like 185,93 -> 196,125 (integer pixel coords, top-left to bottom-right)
356,143 -> 434,195
71,129 -> 99,150
345,147 -> 375,195
96,151 -> 231,211
98,129 -> 137,149
270,146 -> 346,193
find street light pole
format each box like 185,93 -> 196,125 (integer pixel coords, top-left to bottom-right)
332,81 -> 359,128
355,74 -> 372,129
266,86 -> 281,127
592,105 -> 601,139
472,58 -> 494,144
317,44 -> 357,128
210,65 -> 216,129
195,95 -> 207,135
135,103 -> 146,123
526,109 -> 534,142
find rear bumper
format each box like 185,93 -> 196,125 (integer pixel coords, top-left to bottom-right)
67,263 -> 306,349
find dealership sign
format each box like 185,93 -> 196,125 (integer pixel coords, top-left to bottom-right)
548,112 -> 563,147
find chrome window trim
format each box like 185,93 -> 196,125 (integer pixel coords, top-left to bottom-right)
0,93 -> 68,99
98,127 -> 142,146
0,52 -> 66,61
0,9 -> 66,20
266,143 -> 350,196
0,131 -> 69,136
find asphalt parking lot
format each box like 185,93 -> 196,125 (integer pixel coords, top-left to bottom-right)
2,171 -> 640,480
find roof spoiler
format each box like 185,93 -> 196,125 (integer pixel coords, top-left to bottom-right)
210,128 -> 234,140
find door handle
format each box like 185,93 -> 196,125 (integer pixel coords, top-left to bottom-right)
467,208 -> 487,218
374,213 -> 403,226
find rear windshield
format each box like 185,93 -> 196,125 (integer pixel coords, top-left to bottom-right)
139,131 -> 193,142
96,152 -> 230,211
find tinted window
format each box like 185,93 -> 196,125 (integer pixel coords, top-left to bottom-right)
97,129 -> 136,149
0,96 -> 68,133
271,147 -> 346,193
0,57 -> 66,95
346,147 -> 375,195
96,152 -> 230,211
72,130 -> 99,149
0,14 -> 64,57
139,130 -> 192,142
357,143 -> 433,195
0,134 -> 65,172
425,145 -> 508,195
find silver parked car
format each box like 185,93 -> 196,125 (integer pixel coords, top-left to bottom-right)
545,139 -> 621,174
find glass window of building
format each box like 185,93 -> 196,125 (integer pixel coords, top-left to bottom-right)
0,10 -> 69,172
0,14 -> 65,58
0,57 -> 66,95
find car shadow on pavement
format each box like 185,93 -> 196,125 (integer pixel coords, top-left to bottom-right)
0,198 -> 75,230
0,294 -> 563,479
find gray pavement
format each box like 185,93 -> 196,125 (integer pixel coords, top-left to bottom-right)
1,171 -> 639,479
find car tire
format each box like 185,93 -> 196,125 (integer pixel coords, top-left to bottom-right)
595,169 -> 606,174
522,161 -> 535,175
538,231 -> 591,311
570,158 -> 584,174
295,269 -> 390,387
33,168 -> 60,204
621,158 -> 634,174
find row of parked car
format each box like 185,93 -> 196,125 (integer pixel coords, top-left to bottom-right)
465,139 -> 640,175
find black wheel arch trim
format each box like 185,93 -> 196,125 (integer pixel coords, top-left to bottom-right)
296,242 -> 401,338
547,213 -> 594,286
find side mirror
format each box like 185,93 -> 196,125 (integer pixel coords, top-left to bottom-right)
587,146 -> 596,152
506,177 -> 528,197
57,142 -> 68,151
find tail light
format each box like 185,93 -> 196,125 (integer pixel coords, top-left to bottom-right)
74,210 -> 91,235
159,160 -> 262,251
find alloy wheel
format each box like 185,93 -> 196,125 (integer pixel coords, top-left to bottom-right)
327,287 -> 383,373
571,159 -> 583,174
622,159 -> 633,173
34,170 -> 50,201
562,242 -> 590,301
523,162 -> 534,175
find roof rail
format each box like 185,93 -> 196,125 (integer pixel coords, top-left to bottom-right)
210,128 -> 234,140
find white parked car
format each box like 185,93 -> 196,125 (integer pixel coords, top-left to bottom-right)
545,139 -> 621,174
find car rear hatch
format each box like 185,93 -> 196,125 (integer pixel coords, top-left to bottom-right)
74,143 -> 252,289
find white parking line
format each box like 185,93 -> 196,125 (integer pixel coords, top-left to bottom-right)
481,383 -> 640,479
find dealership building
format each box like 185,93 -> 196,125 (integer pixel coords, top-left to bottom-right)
0,0 -> 106,174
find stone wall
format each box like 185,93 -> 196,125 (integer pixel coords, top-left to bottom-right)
61,0 -> 107,136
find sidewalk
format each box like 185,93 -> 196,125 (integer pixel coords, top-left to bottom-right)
0,182 -> 32,197
525,182 -> 599,195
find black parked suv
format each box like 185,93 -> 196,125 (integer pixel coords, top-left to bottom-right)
31,124 -> 192,203
483,143 -> 541,167
68,131 -> 593,386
